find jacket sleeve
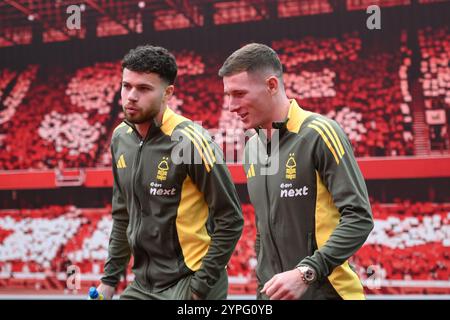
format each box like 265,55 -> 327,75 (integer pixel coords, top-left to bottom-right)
181,126 -> 244,298
101,143 -> 131,288
299,118 -> 374,281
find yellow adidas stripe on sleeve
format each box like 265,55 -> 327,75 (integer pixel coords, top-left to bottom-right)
311,119 -> 344,158
308,124 -> 340,165
315,118 -> 345,157
185,126 -> 216,165
180,129 -> 213,172
187,125 -> 217,163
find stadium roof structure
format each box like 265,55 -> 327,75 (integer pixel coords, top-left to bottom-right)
0,0 -> 448,47
0,0 -> 333,46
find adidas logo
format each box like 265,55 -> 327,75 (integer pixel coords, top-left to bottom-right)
117,154 -> 127,169
246,164 -> 255,178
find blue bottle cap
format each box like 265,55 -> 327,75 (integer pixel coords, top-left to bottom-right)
89,287 -> 99,299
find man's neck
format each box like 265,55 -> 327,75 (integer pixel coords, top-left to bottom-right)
136,122 -> 150,139
261,96 -> 291,132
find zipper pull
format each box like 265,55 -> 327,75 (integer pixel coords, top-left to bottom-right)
139,140 -> 144,148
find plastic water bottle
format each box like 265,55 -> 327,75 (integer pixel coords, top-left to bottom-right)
88,287 -> 104,300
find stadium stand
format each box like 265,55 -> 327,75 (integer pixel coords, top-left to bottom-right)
0,201 -> 449,295
0,31 -> 426,169
274,32 -> 415,156
418,26 -> 450,151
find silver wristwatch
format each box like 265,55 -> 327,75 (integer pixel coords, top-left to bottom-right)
296,265 -> 316,285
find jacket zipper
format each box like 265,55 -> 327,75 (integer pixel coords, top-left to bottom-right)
131,135 -> 153,291
263,144 -> 284,272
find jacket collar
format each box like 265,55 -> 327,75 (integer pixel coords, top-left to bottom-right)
255,99 -> 306,136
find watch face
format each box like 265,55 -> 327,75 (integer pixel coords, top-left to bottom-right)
305,269 -> 315,281
298,266 -> 315,283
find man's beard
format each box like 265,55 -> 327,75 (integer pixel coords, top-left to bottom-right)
123,105 -> 158,124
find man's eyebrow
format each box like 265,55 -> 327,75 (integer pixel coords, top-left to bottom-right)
231,89 -> 247,94
122,81 -> 154,87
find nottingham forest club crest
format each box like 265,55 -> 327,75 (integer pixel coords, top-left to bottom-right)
157,157 -> 170,181
285,153 -> 297,180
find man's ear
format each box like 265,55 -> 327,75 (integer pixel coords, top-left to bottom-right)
164,85 -> 174,101
266,76 -> 279,95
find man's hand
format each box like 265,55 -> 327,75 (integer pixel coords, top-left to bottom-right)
260,269 -> 308,300
191,291 -> 202,300
97,283 -> 116,300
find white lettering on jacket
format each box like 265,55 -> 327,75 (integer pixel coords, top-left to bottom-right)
280,183 -> 309,198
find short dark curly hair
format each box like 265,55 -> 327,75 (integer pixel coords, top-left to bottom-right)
122,45 -> 178,85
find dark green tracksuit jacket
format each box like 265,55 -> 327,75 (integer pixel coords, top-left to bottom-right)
244,99 -> 374,300
101,107 -> 243,299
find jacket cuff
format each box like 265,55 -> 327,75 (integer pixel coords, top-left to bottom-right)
100,276 -> 119,288
189,277 -> 212,299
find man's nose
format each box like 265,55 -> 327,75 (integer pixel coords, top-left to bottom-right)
128,88 -> 138,102
228,96 -> 239,113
